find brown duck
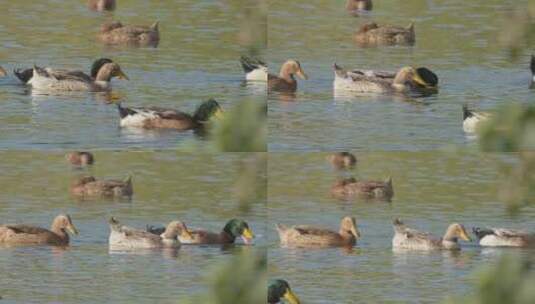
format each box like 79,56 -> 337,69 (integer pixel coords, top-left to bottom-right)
66,152 -> 95,166
88,0 -> 116,11
71,175 -> 133,198
346,0 -> 372,12
276,216 -> 360,248
331,177 -> 393,200
354,22 -> 415,47
0,214 -> 78,246
268,60 -> 308,93
98,21 -> 160,46
326,152 -> 357,169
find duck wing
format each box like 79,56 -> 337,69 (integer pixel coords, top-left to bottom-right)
293,225 -> 337,237
4,225 -> 51,235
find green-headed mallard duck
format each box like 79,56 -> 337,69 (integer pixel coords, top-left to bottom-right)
463,104 -> 491,134
268,279 -> 301,304
240,56 -> 267,81
117,98 -> 223,131
147,219 -> 254,245
268,60 -> 308,92
473,227 -> 534,247
0,214 -> 78,246
66,152 -> 95,167
108,217 -> 182,249
19,61 -> 127,92
326,152 -> 357,169
70,175 -> 133,198
0,66 -> 6,77
392,219 -> 471,251
97,21 -> 159,46
354,22 -> 415,46
331,177 -> 393,201
276,216 -> 360,248
14,58 -> 116,85
346,0 -> 372,12
88,0 -> 116,11
333,63 -> 438,95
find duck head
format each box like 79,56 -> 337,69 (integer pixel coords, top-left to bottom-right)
280,60 -> 308,81
268,279 -> 301,304
223,219 -> 254,244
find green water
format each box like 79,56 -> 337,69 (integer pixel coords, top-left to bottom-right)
268,152 -> 535,303
1,0 -> 534,303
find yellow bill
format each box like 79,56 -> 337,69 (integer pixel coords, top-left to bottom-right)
283,289 -> 301,304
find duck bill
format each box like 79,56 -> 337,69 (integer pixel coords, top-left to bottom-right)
296,69 -> 308,80
412,72 -> 434,89
115,69 -> 129,80
352,226 -> 361,238
283,289 -> 301,304
67,224 -> 79,235
460,229 -> 471,242
241,228 -> 254,245
213,108 -> 224,120
0,66 -> 6,77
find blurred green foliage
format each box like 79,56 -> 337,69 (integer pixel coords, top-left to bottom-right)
214,100 -> 266,152
184,250 -> 267,304
455,3 -> 535,304
446,255 -> 535,304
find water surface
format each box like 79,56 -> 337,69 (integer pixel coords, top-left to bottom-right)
267,0 -> 534,151
267,152 -> 535,303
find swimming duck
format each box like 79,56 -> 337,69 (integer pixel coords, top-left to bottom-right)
462,104 -> 491,134
97,21 -> 159,46
0,66 -> 6,77
0,214 -> 78,246
354,22 -> 415,46
473,227 -> 534,247
333,63 -> 438,95
70,175 -> 133,198
88,0 -> 116,11
392,219 -> 471,251
240,56 -> 267,81
147,219 -> 254,245
22,63 -> 127,92
331,177 -> 393,200
268,60 -> 308,92
345,0 -> 372,12
326,152 -> 357,169
268,279 -> 301,304
14,58 -> 114,85
117,99 -> 223,131
66,152 -> 95,167
108,217 -> 182,249
276,216 -> 360,248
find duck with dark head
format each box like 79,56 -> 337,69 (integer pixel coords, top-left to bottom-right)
117,98 -> 223,131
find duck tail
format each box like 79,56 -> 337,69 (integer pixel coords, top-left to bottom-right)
531,55 -> 535,76
385,176 -> 393,186
462,104 -> 472,120
116,103 -> 135,119
393,218 -> 404,226
472,227 -> 494,240
240,56 -> 262,73
151,21 -> 159,31
13,68 -> 33,83
333,63 -> 347,78
276,223 -> 288,233
109,216 -> 122,231
407,22 -> 415,32
123,174 -> 132,186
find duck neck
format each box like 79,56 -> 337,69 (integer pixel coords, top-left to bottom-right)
279,65 -> 295,82
50,224 -> 69,241
95,68 -> 113,82
339,229 -> 356,243
442,227 -> 459,243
